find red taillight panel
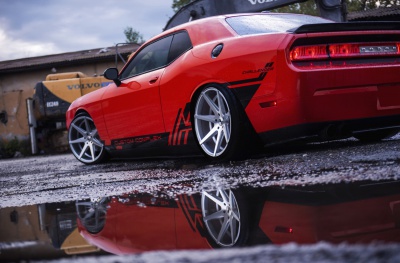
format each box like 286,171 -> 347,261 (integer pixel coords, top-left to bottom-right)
290,42 -> 400,64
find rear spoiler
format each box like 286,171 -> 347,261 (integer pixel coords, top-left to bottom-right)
289,22 -> 400,34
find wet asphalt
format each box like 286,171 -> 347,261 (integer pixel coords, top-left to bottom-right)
1,136 -> 399,208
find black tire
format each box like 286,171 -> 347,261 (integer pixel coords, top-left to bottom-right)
353,128 -> 399,142
68,112 -> 108,164
201,188 -> 249,248
192,84 -> 248,161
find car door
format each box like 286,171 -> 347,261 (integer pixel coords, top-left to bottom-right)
102,35 -> 173,140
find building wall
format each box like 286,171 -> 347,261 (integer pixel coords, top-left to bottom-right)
0,60 -> 124,145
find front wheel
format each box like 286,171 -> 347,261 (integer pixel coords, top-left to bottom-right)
68,113 -> 107,164
193,85 -> 247,161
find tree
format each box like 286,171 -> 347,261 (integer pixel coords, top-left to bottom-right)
273,1 -> 318,16
172,0 -> 193,12
124,27 -> 144,44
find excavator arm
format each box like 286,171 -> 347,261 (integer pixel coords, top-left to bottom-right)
165,0 -> 346,30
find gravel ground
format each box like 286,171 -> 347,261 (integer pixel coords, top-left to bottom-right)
1,136 -> 400,208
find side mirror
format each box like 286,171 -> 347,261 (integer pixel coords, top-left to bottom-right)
103,68 -> 121,86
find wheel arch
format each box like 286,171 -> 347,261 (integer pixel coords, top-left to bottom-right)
189,82 -> 262,160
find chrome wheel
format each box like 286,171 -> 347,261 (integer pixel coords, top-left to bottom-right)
201,188 -> 241,247
76,198 -> 108,234
194,87 -> 231,157
69,114 -> 105,164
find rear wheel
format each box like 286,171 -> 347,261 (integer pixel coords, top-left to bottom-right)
201,188 -> 248,248
68,113 -> 107,164
354,128 -> 399,142
193,85 -> 247,161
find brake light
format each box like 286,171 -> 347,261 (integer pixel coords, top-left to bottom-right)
290,45 -> 328,61
329,44 -> 359,58
290,42 -> 400,61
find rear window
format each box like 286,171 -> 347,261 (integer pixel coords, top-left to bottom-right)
226,14 -> 332,36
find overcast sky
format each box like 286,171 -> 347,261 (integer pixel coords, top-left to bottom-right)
0,0 -> 175,61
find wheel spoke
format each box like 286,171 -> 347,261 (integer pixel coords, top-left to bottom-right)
195,114 -> 217,123
70,137 -> 87,144
229,217 -> 238,245
217,217 -> 230,244
229,192 -> 240,222
219,189 -> 230,204
92,138 -> 103,148
217,91 -> 226,115
77,202 -> 93,206
84,118 -> 91,133
91,128 -> 98,137
83,210 -> 95,220
71,123 -> 87,136
222,123 -> 230,143
203,210 -> 225,222
202,92 -> 219,115
213,129 -> 224,156
203,191 -> 224,207
199,125 -> 219,145
88,143 -> 95,161
78,143 -> 89,160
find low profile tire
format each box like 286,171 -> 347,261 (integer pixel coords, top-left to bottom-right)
353,128 -> 400,142
193,85 -> 247,161
68,113 -> 107,164
201,188 -> 248,248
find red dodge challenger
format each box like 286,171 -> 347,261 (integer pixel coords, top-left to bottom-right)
66,13 -> 400,164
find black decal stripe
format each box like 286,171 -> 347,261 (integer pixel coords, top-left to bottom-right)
231,84 -> 261,109
111,132 -> 168,150
178,195 -> 197,232
228,62 -> 274,87
169,108 -> 182,145
227,62 -> 274,109
169,103 -> 193,146
228,72 -> 267,86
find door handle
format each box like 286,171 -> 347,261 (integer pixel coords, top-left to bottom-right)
149,77 -> 159,84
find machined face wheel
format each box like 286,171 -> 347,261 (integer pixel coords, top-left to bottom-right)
201,188 -> 241,247
76,198 -> 108,234
69,114 -> 105,164
194,87 -> 231,157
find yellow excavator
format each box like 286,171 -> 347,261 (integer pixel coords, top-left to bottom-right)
27,72 -> 111,153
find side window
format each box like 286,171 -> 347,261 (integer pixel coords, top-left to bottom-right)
168,31 -> 192,63
120,35 -> 173,79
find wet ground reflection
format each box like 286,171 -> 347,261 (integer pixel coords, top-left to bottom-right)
1,178 -> 400,261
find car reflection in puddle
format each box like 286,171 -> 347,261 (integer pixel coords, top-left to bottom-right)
1,179 -> 399,261
76,179 -> 400,255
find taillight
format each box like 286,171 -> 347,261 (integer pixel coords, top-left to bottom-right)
328,44 -> 360,58
290,42 -> 400,62
290,45 -> 328,61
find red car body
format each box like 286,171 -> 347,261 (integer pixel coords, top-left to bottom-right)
66,13 -> 400,163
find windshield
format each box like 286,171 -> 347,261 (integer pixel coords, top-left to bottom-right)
226,14 -> 333,35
